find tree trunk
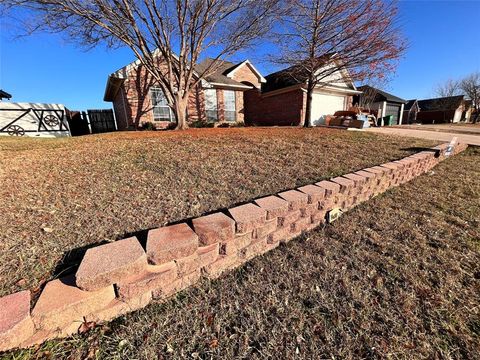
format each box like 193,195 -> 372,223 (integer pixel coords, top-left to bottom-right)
174,98 -> 189,130
303,83 -> 314,128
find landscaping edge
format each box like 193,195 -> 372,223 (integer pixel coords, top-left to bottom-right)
0,142 -> 469,353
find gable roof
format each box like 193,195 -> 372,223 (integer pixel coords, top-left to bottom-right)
262,61 -> 357,94
417,95 -> 465,111
223,59 -> 266,83
357,85 -> 406,104
194,58 -> 253,88
0,90 -> 12,100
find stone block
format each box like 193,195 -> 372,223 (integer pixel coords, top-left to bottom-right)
253,218 -> 277,239
197,243 -> 220,268
297,184 -> 326,204
116,262 -> 178,300
76,237 -> 148,291
175,253 -> 200,276
147,223 -> 198,265
254,195 -> 289,220
238,237 -> 269,261
192,212 -> 235,246
229,203 -> 266,233
278,209 -> 301,227
221,232 -> 252,255
315,180 -> 341,197
87,292 -> 152,324
203,255 -> 240,279
0,290 -> 34,352
354,170 -> 376,186
301,203 -> 319,218
154,269 -> 201,299
278,190 -> 309,210
268,226 -> 291,244
331,176 -> 355,194
343,173 -> 366,187
291,216 -> 312,233
32,275 -> 115,331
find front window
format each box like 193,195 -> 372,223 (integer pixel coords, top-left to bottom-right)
150,87 -> 174,122
224,90 -> 236,122
204,89 -> 218,122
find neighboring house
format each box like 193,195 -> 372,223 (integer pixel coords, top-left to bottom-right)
416,95 -> 471,124
245,62 -> 361,126
103,56 -> 265,129
0,90 -> 12,101
0,102 -> 71,137
402,99 -> 420,124
354,85 -> 407,125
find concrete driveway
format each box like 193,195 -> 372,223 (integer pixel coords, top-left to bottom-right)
365,126 -> 480,146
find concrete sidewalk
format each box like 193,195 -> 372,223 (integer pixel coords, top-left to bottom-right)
365,127 -> 480,146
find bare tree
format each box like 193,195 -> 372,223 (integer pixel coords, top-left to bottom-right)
460,72 -> 480,123
2,0 -> 280,129
272,0 -> 406,127
434,79 -> 461,98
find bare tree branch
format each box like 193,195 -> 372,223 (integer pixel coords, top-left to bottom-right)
1,0 -> 280,129
270,0 -> 407,126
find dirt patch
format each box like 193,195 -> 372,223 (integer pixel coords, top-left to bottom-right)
0,128 -> 437,297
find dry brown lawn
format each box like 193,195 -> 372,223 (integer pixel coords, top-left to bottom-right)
0,127 -> 437,298
3,141 -> 479,360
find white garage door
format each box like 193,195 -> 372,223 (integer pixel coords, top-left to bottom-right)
311,93 -> 346,126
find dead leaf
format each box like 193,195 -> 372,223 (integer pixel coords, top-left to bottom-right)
209,338 -> 219,349
78,318 -> 96,334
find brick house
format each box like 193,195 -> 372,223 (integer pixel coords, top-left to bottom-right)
416,95 -> 472,124
244,62 -> 362,126
103,57 -> 266,129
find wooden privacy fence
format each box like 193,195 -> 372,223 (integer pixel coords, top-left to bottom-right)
67,109 -> 117,136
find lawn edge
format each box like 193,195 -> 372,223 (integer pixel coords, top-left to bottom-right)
0,142 -> 468,353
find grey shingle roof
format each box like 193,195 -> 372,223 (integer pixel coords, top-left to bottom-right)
357,85 -> 406,104
417,95 -> 465,111
195,58 -> 247,87
0,90 -> 12,100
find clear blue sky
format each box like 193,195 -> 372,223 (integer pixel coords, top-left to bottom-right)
1,0 -> 479,110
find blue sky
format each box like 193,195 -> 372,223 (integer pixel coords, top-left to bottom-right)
1,1 -> 479,110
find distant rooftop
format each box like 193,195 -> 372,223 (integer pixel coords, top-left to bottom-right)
357,85 -> 406,104
417,95 -> 465,111
0,90 -> 12,100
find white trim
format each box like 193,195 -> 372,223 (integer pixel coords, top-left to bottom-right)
399,103 -> 405,125
209,82 -> 252,90
316,85 -> 362,95
225,60 -> 267,83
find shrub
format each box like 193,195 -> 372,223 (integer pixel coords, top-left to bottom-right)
190,120 -> 214,128
142,122 -> 156,131
166,122 -> 177,130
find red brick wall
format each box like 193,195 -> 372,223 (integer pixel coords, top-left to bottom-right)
244,89 -> 305,126
111,62 -> 246,128
231,63 -> 261,88
112,87 -> 129,130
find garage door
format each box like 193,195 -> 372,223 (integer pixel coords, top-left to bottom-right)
311,93 -> 346,126
385,104 -> 401,125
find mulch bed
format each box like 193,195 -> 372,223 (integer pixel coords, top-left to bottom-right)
0,127 -> 437,298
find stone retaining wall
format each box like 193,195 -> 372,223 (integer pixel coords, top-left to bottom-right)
0,142 -> 469,352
